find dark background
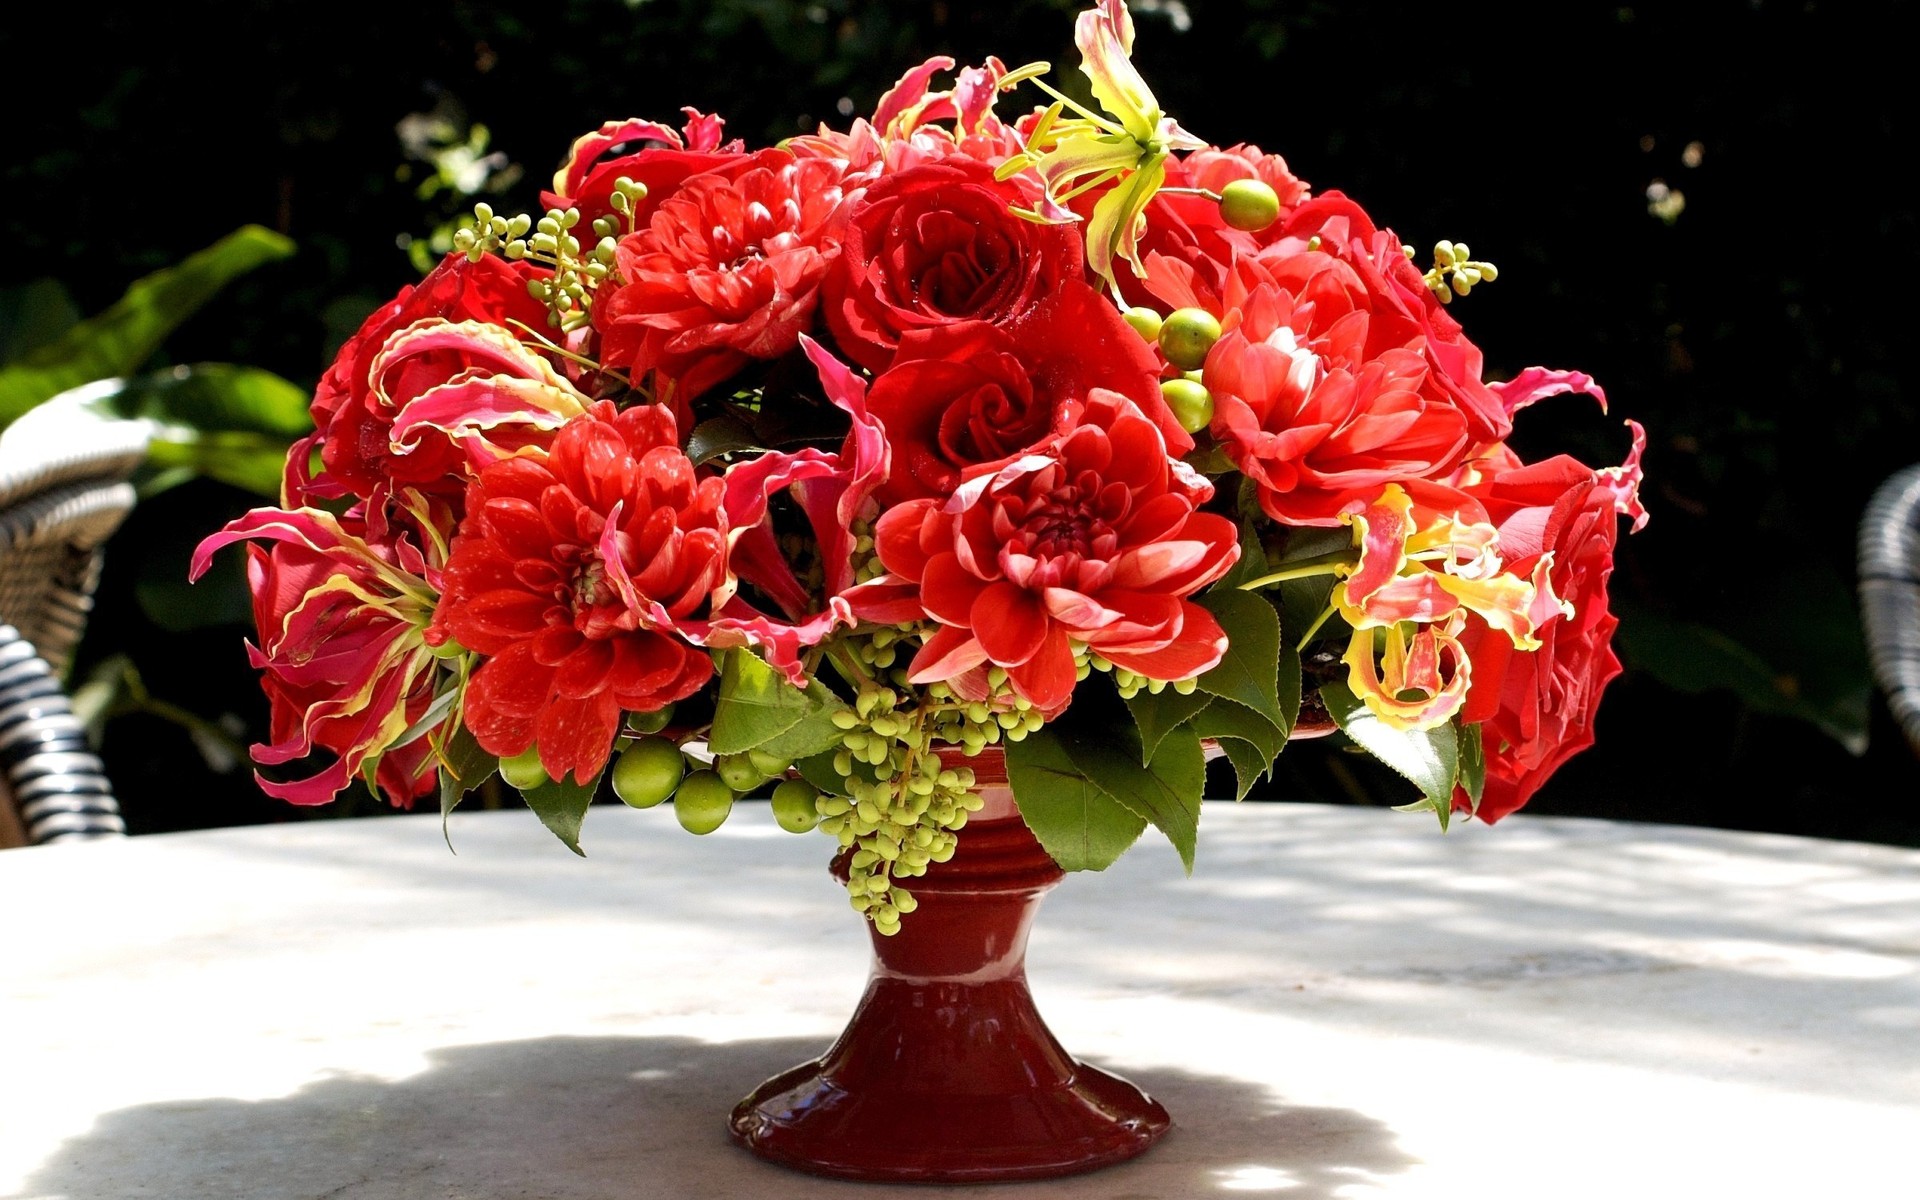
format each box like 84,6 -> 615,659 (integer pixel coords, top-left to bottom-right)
5,0 -> 1915,842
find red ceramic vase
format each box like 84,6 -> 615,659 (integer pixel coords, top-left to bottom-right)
728,751 -> 1168,1183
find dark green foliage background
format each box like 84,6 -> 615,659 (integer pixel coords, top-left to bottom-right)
5,0 -> 1914,841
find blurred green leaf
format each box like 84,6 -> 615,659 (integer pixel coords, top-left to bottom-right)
1617,599 -> 1870,755
104,363 -> 311,437
0,226 -> 295,424
144,430 -> 290,498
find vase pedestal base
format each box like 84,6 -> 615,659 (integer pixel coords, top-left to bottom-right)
728,782 -> 1169,1183
729,976 -> 1169,1183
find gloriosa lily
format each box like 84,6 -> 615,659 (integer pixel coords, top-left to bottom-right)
997,0 -> 1204,295
1333,485 -> 1569,730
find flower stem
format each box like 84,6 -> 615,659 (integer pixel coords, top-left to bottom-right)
1236,551 -> 1354,591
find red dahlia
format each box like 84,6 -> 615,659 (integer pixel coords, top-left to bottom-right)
852,390 -> 1238,714
432,402 -> 726,783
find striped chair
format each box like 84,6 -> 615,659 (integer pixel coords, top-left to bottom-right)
1860,464 -> 1920,758
0,383 -> 148,846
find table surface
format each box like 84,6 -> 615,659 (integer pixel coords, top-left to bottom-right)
3,800 -> 1917,1200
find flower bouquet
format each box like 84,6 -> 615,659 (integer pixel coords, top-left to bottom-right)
195,0 -> 1644,1181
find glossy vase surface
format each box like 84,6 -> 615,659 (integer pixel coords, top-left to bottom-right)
727,756 -> 1169,1182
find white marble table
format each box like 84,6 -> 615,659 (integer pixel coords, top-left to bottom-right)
3,801 -> 1917,1200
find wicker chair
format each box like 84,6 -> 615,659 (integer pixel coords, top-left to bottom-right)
0,382 -> 148,847
1859,463 -> 1920,758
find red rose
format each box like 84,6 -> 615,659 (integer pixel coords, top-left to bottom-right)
303,254 -> 548,505
866,280 -> 1190,503
1454,433 -> 1644,821
595,148 -> 850,407
433,402 -> 726,783
850,390 -> 1237,714
822,157 -> 1082,372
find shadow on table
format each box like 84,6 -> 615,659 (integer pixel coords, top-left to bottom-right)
17,1035 -> 1415,1200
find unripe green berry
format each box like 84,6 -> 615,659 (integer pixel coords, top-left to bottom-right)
499,747 -> 548,791
612,736 -> 684,809
673,770 -> 735,834
1219,178 -> 1282,231
626,703 -> 675,735
747,748 -> 790,778
770,779 -> 822,833
1160,377 -> 1215,434
714,752 -> 773,793
1123,306 -> 1164,343
1159,307 -> 1222,371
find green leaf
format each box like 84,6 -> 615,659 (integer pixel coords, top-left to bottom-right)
144,429 -> 290,497
1211,733 -> 1270,801
1456,721 -> 1486,814
1193,589 -> 1285,732
708,649 -> 847,758
1124,686 -> 1212,764
437,724 -> 496,850
1615,593 -> 1870,755
1277,642 -> 1302,739
1215,516 -> 1271,591
522,769 -> 604,856
1321,679 -> 1459,830
0,226 -> 296,424
1274,575 -> 1338,654
687,413 -> 762,466
100,363 -> 312,437
1004,729 -> 1148,871
751,695 -> 845,762
1069,722 -> 1206,873
795,746 -> 886,795
1192,697 -> 1284,800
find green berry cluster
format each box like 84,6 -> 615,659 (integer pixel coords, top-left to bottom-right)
1080,645 -> 1203,700
815,638 -> 1023,935
1121,306 -> 1220,436
1414,239 -> 1499,304
452,201 -> 619,331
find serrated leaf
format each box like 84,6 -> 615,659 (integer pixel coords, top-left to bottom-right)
0,226 -> 295,424
1068,722 -> 1206,873
522,769 -> 603,856
1277,642 -> 1302,739
1194,696 -> 1284,760
1193,589 -> 1285,732
1457,721 -> 1486,814
1275,575 -> 1338,652
708,649 -> 846,755
1124,686 -> 1212,764
1322,679 -> 1459,829
687,413 -> 762,465
750,696 -> 845,761
1211,733 -> 1270,801
437,724 -> 496,851
1004,729 -> 1149,872
1193,697 -> 1283,801
796,746 -> 884,795
1216,517 -> 1272,591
